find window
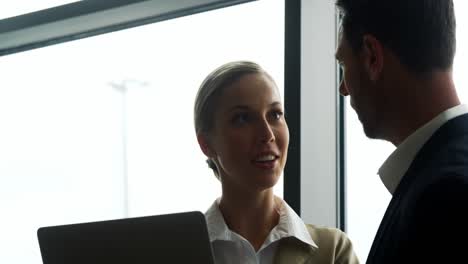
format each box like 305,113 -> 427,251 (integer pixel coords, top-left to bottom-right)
0,1 -> 284,263
0,1 -> 80,19
346,0 -> 468,260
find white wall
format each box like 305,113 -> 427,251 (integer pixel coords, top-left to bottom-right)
301,0 -> 339,228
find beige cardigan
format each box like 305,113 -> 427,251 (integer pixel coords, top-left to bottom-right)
273,224 -> 360,264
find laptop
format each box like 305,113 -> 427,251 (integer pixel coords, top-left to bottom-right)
37,211 -> 215,264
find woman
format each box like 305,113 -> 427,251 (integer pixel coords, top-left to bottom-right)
194,61 -> 359,264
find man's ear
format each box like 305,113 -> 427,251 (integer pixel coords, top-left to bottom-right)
197,134 -> 214,158
362,34 -> 384,81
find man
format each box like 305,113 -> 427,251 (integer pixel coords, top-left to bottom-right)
335,0 -> 468,263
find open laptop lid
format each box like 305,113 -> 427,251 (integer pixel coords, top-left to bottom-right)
37,211 -> 215,264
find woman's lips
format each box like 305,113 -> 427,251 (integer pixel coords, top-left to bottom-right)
252,158 -> 278,169
251,151 -> 280,169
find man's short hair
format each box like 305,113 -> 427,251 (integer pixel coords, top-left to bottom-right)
336,0 -> 456,74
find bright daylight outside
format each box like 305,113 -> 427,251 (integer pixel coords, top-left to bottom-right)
346,0 -> 468,261
0,1 -> 283,263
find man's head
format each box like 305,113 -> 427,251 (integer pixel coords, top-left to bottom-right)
335,0 -> 456,141
336,0 -> 456,74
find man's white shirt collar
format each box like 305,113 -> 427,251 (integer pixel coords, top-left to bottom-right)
378,104 -> 468,194
204,198 -> 318,250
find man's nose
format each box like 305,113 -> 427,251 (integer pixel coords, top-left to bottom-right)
339,79 -> 349,96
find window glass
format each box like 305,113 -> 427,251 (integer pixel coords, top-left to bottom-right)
0,1 -> 284,263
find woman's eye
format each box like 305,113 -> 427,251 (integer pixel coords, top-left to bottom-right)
271,110 -> 284,120
232,113 -> 249,125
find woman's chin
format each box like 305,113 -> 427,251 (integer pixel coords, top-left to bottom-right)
252,175 -> 280,191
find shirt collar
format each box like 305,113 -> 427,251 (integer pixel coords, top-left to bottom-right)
378,104 -> 468,194
204,198 -> 318,249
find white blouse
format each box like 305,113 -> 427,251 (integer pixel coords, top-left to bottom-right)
204,198 -> 317,264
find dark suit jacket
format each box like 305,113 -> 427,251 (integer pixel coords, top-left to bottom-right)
366,113 -> 468,264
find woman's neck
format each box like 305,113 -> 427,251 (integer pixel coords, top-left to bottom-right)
219,190 -> 282,251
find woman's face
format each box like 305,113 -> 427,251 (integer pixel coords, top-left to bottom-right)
208,73 -> 289,193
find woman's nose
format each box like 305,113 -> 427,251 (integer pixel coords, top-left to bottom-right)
259,121 -> 275,143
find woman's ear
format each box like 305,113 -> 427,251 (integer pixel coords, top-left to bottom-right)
362,34 -> 384,81
197,134 -> 214,158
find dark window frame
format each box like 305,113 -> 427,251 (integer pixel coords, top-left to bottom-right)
283,0 -> 301,215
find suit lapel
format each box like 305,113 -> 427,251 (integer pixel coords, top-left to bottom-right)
366,189 -> 401,263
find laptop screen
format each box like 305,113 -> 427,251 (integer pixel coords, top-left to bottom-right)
37,211 -> 215,264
